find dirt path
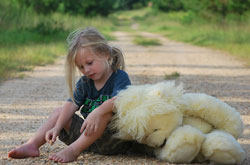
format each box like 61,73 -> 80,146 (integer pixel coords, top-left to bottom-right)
0,31 -> 249,164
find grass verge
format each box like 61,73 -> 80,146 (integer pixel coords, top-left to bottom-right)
164,72 -> 180,80
113,8 -> 250,66
133,35 -> 162,46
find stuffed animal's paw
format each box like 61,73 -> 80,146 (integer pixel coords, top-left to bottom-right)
201,130 -> 246,164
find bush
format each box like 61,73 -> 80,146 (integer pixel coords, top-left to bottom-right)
18,0 -> 61,14
113,0 -> 150,10
17,0 -> 150,16
151,0 -> 183,12
152,0 -> 250,16
62,0 -> 114,16
27,19 -> 65,35
204,0 -> 250,16
181,0 -> 207,13
18,0 -> 114,16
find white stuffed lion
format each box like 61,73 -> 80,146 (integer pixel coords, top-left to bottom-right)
110,81 -> 246,164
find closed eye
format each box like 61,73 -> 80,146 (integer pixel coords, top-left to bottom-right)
87,61 -> 93,65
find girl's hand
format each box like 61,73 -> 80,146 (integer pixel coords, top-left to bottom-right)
45,127 -> 60,145
80,109 -> 102,136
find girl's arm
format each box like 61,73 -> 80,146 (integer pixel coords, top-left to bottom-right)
80,97 -> 116,136
54,101 -> 78,130
95,97 -> 116,115
45,101 -> 78,143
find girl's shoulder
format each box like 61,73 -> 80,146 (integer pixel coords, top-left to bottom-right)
112,70 -> 130,81
112,69 -> 131,84
114,69 -> 129,77
110,70 -> 131,96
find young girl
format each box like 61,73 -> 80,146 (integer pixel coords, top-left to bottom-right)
8,27 -> 134,163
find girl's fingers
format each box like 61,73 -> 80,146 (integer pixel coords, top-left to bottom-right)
52,133 -> 56,143
45,132 -> 50,142
85,123 -> 93,136
84,124 -> 90,136
111,96 -> 117,101
45,133 -> 48,142
80,122 -> 86,133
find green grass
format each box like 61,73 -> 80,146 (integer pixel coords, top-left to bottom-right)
164,72 -> 180,80
0,42 -> 66,80
113,8 -> 250,66
0,1 -> 117,82
133,35 -> 162,46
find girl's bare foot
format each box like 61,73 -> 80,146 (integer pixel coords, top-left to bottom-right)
49,146 -> 79,163
8,143 -> 40,159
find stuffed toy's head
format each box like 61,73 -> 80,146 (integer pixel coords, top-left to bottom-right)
111,81 -> 183,147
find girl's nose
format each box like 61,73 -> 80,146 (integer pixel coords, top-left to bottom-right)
84,66 -> 90,74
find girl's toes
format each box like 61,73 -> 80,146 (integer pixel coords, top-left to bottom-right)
54,156 -> 60,162
49,153 -> 54,159
51,155 -> 58,161
58,157 -> 64,163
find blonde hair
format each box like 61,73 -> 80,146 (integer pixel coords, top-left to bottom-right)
65,27 -> 125,101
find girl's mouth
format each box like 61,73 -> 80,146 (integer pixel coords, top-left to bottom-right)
88,73 -> 95,78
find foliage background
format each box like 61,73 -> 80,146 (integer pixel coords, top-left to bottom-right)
0,0 -> 249,81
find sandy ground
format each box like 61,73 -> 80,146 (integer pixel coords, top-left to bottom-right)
0,31 -> 249,165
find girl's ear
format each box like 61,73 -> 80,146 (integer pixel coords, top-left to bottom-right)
108,57 -> 113,66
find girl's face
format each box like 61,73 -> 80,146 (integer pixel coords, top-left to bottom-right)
75,47 -> 111,83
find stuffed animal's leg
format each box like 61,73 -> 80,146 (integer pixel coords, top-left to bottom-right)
155,125 -> 205,163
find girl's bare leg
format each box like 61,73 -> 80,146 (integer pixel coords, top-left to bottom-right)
49,113 -> 112,163
8,107 -> 70,159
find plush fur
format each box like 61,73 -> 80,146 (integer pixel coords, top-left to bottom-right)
201,130 -> 246,164
183,116 -> 213,134
111,81 -> 183,147
155,125 -> 205,163
111,81 -> 246,164
180,93 -> 244,138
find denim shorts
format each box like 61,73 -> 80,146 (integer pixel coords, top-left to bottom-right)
59,114 -> 155,156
